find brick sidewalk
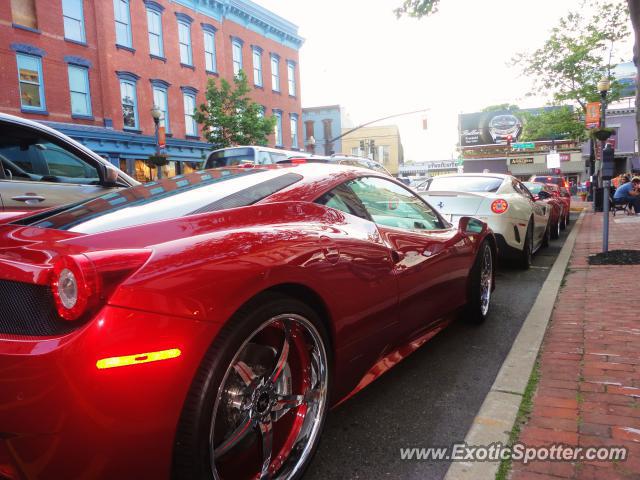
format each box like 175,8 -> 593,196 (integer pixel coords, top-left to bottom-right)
511,208 -> 640,480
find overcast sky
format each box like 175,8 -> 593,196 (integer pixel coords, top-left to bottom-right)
257,0 -> 634,162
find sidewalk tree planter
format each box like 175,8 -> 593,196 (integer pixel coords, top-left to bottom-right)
146,154 -> 170,168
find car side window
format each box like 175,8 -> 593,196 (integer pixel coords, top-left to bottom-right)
257,151 -> 272,165
315,183 -> 371,220
0,127 -> 98,184
347,176 -> 445,231
513,180 -> 532,200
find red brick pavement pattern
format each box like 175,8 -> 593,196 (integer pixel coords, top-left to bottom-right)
511,208 -> 640,480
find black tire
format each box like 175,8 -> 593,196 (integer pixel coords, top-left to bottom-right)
551,218 -> 560,240
564,211 -> 570,226
559,212 -> 567,231
517,221 -> 533,270
542,220 -> 551,248
467,240 -> 494,324
172,293 -> 331,480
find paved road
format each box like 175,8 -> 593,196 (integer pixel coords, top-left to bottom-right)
305,214 -> 578,480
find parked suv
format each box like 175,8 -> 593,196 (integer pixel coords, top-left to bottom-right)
0,113 -> 137,211
203,146 -> 311,168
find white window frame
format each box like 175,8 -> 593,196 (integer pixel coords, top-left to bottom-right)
68,64 -> 92,116
63,0 -> 86,43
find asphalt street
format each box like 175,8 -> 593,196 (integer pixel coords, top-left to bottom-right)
305,213 -> 578,480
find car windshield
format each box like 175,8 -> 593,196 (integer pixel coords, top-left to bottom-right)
523,182 -> 543,194
426,176 -> 503,193
205,148 -> 255,168
532,176 -> 561,186
14,168 -> 302,234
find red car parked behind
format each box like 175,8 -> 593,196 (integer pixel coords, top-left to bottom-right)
523,182 -> 566,239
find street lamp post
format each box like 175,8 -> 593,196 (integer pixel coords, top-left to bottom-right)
598,77 -> 611,252
150,105 -> 162,179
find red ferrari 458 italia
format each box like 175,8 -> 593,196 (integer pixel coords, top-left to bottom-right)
0,164 -> 496,480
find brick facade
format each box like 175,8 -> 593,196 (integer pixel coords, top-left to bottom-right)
0,0 -> 303,179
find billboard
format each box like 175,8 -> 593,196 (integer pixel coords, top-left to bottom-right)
459,110 -> 523,147
614,61 -> 637,98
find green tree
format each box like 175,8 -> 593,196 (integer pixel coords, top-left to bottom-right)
512,1 -> 629,110
519,107 -> 588,142
194,70 -> 277,148
396,0 -> 638,139
482,104 -> 520,113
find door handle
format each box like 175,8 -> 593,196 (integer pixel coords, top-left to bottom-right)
12,195 -> 45,203
390,250 -> 405,264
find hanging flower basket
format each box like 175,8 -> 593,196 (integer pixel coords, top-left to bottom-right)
146,153 -> 169,168
591,128 -> 614,142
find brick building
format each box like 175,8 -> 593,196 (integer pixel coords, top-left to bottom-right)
0,0 -> 304,181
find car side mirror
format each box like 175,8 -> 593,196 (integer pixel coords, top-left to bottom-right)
458,216 -> 485,234
538,190 -> 551,200
101,163 -> 119,187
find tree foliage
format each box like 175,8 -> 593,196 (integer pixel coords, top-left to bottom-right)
482,104 -> 520,113
519,107 -> 588,142
194,71 -> 277,148
512,0 -> 629,110
394,0 -> 439,18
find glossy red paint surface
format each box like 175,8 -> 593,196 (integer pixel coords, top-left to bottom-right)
0,164 -> 493,479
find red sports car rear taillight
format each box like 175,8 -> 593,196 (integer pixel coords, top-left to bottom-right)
51,250 -> 151,321
491,199 -> 509,214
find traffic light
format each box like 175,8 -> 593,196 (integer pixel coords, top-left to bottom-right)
506,135 -> 513,147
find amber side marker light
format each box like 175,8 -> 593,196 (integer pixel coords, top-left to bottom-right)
96,348 -> 182,370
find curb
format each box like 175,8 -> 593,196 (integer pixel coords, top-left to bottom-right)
443,210 -> 587,480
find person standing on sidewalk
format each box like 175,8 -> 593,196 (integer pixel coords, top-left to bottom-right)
613,176 -> 640,213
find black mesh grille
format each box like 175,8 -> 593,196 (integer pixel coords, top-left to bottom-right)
0,280 -> 76,336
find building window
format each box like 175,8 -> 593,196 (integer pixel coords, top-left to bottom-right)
11,0 -> 38,30
151,82 -> 170,132
146,4 -> 164,58
182,88 -> 197,137
287,61 -> 296,97
381,145 -> 390,164
273,110 -> 283,146
290,114 -> 299,149
232,38 -> 243,76
16,54 -> 45,111
63,0 -> 85,42
351,147 -> 359,156
271,54 -> 280,92
252,47 -> 263,87
68,65 -> 91,116
118,75 -> 139,129
177,18 -> 193,66
203,26 -> 217,73
113,0 -> 132,48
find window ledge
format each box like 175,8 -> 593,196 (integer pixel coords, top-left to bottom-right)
72,114 -> 94,120
123,127 -> 142,133
150,54 -> 167,62
254,84 -> 264,90
289,94 -> 297,99
272,90 -> 281,95
180,63 -> 195,70
206,70 -> 219,76
185,135 -> 200,140
116,44 -> 136,53
21,108 -> 48,116
65,38 -> 87,47
12,24 -> 41,34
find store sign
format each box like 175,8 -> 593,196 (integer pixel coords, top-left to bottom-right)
547,152 -> 561,169
560,153 -> 571,162
510,157 -> 534,165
